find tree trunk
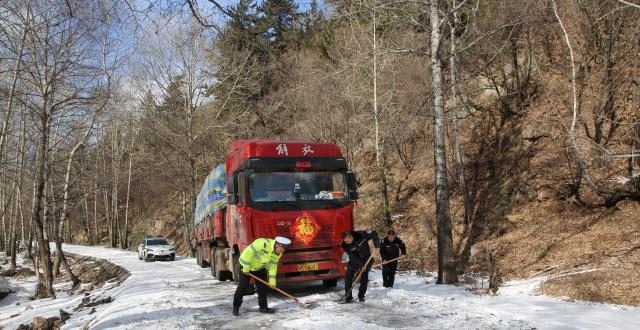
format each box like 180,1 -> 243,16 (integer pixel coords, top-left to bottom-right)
551,0 -> 599,193
430,0 -> 458,285
52,180 -> 61,277
94,168 -> 99,244
110,126 -> 121,248
100,146 -> 114,247
82,183 -> 91,244
379,153 -> 392,225
31,109 -> 56,298
123,134 -> 134,250
54,126 -> 93,286
186,153 -> 196,257
66,213 -> 71,243
448,2 -> 472,226
17,111 -> 27,257
26,182 -> 37,272
182,191 -> 195,257
0,25 -> 27,262
1,184 -> 6,253
9,187 -> 18,269
370,6 -> 392,226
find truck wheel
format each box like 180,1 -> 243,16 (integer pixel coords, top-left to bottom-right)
197,246 -> 207,268
211,248 -> 230,281
323,279 -> 338,288
201,246 -> 209,268
210,247 -> 218,279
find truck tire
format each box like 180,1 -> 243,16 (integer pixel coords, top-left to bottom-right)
210,247 -> 218,279
323,279 -> 338,288
201,246 -> 209,268
197,246 -> 207,268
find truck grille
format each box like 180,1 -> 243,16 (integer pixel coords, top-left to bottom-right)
274,222 -> 336,265
276,222 -> 335,249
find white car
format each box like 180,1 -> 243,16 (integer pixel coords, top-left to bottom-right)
138,236 -> 176,262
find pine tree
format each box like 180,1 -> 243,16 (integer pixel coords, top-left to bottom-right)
257,0 -> 300,53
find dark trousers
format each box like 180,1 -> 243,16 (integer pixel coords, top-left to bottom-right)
382,263 -> 398,287
233,268 -> 268,309
344,266 -> 369,299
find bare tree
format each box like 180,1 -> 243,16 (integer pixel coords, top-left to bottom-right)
9,0 -> 118,297
135,20 -> 220,255
429,0 -> 458,284
52,115 -> 99,285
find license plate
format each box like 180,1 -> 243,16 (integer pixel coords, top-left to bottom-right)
298,263 -> 319,272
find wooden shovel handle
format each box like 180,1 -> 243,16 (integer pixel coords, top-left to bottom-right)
246,272 -> 300,303
351,250 -> 378,286
373,256 -> 402,268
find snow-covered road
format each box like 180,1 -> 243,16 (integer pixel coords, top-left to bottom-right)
2,245 -> 639,330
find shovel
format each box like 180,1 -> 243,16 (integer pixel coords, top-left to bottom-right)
337,250 -> 378,303
247,273 -> 315,308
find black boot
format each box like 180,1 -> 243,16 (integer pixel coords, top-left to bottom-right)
358,296 -> 365,302
259,307 -> 276,314
337,296 -> 353,304
232,307 -> 239,316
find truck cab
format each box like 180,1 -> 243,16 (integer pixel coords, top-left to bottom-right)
195,140 -> 358,287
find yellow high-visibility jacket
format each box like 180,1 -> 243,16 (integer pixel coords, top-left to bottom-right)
238,238 -> 282,286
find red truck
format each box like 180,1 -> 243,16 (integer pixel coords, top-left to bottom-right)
194,140 -> 359,287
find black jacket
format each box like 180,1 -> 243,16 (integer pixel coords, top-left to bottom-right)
341,230 -> 380,269
379,237 -> 407,264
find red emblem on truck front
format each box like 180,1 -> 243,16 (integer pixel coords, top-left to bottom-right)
290,214 -> 321,245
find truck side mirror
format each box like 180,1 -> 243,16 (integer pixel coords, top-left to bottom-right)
347,171 -> 359,200
349,190 -> 359,200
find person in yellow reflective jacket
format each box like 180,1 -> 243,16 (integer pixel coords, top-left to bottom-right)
232,236 -> 291,316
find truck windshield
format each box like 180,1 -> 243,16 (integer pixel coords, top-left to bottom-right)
248,171 -> 348,202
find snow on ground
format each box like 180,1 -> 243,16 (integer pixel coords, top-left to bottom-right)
0,254 -> 118,328
2,245 -> 639,330
1,258 -> 42,310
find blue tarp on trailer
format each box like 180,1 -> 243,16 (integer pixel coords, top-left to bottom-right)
194,164 -> 226,225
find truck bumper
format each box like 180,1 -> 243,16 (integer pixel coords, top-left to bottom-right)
277,271 -> 343,283
276,261 -> 346,283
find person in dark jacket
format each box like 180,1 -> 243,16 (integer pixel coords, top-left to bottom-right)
379,230 -> 407,288
339,230 -> 380,303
